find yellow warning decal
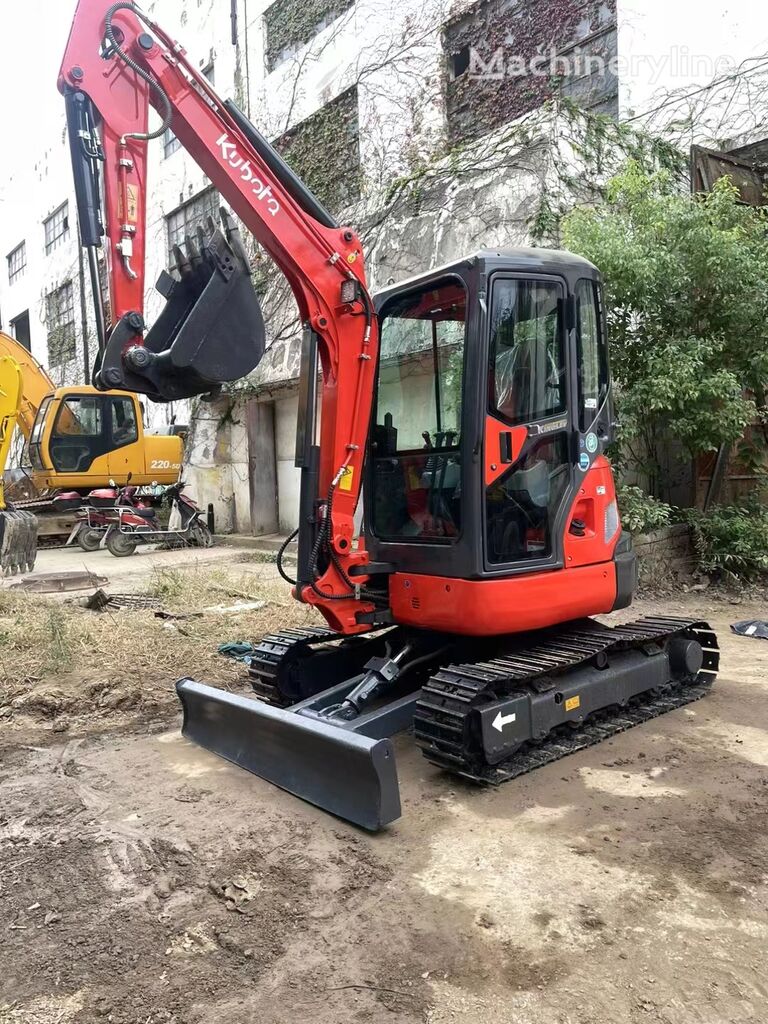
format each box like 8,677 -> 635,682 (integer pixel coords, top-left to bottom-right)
126,184 -> 139,223
565,695 -> 581,712
338,466 -> 354,492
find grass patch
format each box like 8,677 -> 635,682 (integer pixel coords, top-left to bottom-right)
0,563 -> 319,725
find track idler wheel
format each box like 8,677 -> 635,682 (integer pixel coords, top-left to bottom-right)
667,637 -> 704,680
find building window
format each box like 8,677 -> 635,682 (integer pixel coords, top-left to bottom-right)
45,281 -> 77,367
7,242 -> 26,284
164,128 -> 181,158
10,310 -> 31,352
275,87 -> 361,212
44,203 -> 70,254
264,0 -> 354,72
165,187 -> 221,267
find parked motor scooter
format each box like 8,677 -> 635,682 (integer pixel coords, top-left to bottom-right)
64,475 -> 155,552
103,480 -> 212,557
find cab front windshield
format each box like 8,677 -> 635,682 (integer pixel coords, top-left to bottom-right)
372,279 -> 466,542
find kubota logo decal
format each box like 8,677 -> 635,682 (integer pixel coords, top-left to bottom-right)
216,133 -> 280,217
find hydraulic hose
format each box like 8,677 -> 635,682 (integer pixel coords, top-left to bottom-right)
276,527 -> 298,586
104,2 -> 173,142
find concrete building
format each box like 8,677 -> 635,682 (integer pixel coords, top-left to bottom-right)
1,0 -> 765,527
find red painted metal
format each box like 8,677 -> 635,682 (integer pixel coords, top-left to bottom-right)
563,455 -> 621,567
59,0 -> 377,631
484,417 -> 527,486
389,562 -> 618,636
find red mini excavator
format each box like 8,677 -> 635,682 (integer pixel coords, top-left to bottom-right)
59,1 -> 719,829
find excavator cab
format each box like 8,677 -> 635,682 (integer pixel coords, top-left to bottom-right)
364,248 -> 634,627
27,389 -> 182,490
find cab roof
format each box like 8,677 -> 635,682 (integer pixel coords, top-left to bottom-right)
374,247 -> 599,308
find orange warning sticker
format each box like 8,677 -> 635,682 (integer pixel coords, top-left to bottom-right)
565,695 -> 581,712
126,184 -> 138,223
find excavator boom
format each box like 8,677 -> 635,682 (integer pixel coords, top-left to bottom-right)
0,333 -> 55,440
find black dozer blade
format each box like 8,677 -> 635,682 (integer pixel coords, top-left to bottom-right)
0,507 -> 37,575
97,209 -> 266,402
176,679 -> 402,831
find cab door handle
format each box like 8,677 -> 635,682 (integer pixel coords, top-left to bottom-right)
500,432 -> 513,463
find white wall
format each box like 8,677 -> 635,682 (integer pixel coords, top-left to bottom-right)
240,0 -> 449,187
618,0 -> 768,147
274,393 -> 300,531
0,127 -> 86,383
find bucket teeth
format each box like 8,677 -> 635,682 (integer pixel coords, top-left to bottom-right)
104,207 -> 266,401
0,508 -> 38,575
184,232 -> 202,266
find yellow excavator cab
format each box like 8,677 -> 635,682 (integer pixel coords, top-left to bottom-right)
0,356 -> 37,573
28,387 -> 182,490
0,332 -> 184,547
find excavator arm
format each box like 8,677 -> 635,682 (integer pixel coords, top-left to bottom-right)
59,0 -> 379,633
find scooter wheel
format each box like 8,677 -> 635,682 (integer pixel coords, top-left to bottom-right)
190,522 -> 214,548
106,528 -> 139,557
77,527 -> 103,553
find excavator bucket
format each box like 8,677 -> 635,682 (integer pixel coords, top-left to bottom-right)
98,210 -> 266,402
176,679 -> 402,831
0,508 -> 38,575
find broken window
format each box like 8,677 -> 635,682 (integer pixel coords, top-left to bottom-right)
44,203 -> 70,254
275,87 -> 361,212
264,0 -> 354,72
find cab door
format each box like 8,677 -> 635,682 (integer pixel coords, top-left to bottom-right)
483,274 -> 574,571
106,395 -> 143,481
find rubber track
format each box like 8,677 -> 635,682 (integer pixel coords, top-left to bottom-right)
248,625 -> 341,704
413,616 -> 720,785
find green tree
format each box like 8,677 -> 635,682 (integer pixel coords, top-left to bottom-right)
563,162 -> 768,500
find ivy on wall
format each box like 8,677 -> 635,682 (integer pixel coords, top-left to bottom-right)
275,87 -> 363,212
264,0 -> 354,71
443,0 -> 617,145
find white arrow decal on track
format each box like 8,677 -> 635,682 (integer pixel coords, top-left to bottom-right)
492,711 -> 517,733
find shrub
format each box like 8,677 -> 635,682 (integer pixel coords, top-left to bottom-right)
685,503 -> 768,580
617,486 -> 673,535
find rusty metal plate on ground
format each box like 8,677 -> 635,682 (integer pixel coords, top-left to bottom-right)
9,571 -> 109,593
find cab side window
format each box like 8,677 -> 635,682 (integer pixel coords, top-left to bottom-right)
111,397 -> 138,448
576,279 -> 608,431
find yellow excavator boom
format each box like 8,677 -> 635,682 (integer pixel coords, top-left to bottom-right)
0,355 -> 37,574
0,333 -> 55,440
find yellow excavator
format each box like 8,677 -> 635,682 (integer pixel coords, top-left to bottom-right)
0,356 -> 37,573
0,332 -> 185,553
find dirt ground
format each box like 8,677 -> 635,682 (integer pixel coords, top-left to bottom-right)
2,551 -> 768,1023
